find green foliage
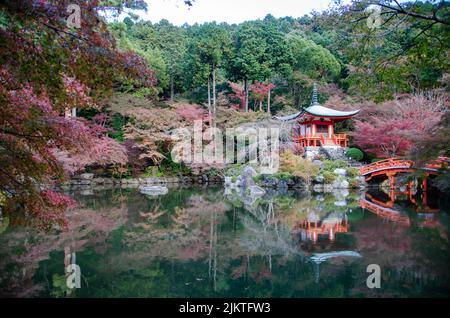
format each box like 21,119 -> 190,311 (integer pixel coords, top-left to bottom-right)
322,171 -> 337,184
274,172 -> 293,181
322,160 -> 348,172
346,148 -> 364,161
346,167 -> 360,178
280,150 -> 319,182
108,113 -> 127,142
287,35 -> 341,81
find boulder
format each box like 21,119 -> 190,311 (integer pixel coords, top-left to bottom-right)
333,168 -> 347,176
241,166 -> 257,187
79,173 -> 94,180
312,160 -> 323,167
332,177 -> 350,189
248,185 -> 266,196
92,178 -> 104,184
278,180 -> 288,189
334,200 -> 347,207
262,175 -> 278,188
224,176 -> 233,186
139,185 -> 168,196
314,175 -> 325,183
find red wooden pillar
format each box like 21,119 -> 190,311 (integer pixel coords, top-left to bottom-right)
422,174 -> 428,207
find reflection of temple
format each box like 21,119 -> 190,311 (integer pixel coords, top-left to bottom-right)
360,185 -> 440,227
294,212 -> 349,244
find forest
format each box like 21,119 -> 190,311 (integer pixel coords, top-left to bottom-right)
0,0 -> 449,229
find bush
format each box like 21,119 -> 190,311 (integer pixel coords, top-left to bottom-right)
322,171 -> 337,184
348,177 -> 360,188
346,148 -> 364,161
280,150 -> 319,182
274,172 -> 293,181
346,167 -> 360,178
322,160 -> 348,172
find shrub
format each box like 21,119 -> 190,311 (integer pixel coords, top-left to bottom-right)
348,178 -> 360,188
346,167 -> 360,178
280,150 -> 319,182
322,160 -> 348,172
346,148 -> 364,161
274,172 -> 293,181
322,171 -> 337,184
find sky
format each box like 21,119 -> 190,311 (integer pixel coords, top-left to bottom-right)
119,0 -> 341,26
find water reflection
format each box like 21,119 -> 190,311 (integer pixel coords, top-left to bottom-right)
0,186 -> 449,298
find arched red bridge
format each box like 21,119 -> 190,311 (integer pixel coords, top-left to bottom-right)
360,157 -> 448,183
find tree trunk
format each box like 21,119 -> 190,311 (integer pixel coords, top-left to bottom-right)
259,100 -> 263,112
244,79 -> 249,112
170,75 -> 174,101
212,67 -> 216,125
207,75 -> 212,126
267,89 -> 271,114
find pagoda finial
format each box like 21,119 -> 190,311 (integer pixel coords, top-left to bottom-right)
311,83 -> 318,106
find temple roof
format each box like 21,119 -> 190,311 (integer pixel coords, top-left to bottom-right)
274,83 -> 360,121
274,105 -> 360,121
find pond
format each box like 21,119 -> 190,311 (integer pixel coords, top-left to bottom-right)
0,186 -> 449,298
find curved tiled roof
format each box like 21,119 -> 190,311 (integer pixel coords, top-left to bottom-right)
274,105 -> 360,121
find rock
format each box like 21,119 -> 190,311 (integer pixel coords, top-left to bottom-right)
79,179 -> 91,185
103,178 -> 114,185
312,160 -> 323,167
314,175 -> 325,183
262,175 -> 278,188
139,185 -> 168,196
334,168 -> 347,176
278,180 -> 288,189
241,166 -> 257,187
224,176 -> 233,186
80,189 -> 94,196
334,200 -> 347,207
92,178 -> 104,184
332,177 -> 350,189
248,185 -> 266,196
79,173 -> 94,180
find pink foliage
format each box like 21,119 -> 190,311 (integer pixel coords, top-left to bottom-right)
176,104 -> 208,122
228,81 -> 246,110
250,82 -> 276,102
62,74 -> 95,108
351,94 -> 446,158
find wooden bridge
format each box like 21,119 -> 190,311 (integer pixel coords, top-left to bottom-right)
359,157 -> 448,184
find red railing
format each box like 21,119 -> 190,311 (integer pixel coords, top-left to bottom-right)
291,128 -> 348,147
359,157 -> 414,176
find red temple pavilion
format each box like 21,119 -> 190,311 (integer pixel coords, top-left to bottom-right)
275,84 -> 360,147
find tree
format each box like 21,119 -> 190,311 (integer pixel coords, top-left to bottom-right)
154,20 -> 189,100
351,93 -> 446,158
184,23 -> 231,124
320,0 -> 450,100
0,0 -> 155,229
250,82 -> 276,113
288,35 -> 341,81
228,21 -> 291,112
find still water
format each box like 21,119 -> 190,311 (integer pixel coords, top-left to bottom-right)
0,186 -> 449,298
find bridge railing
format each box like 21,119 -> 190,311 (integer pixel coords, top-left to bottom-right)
359,157 -> 414,176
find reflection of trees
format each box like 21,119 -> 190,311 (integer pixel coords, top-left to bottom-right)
0,204 -> 128,297
1,187 -> 449,297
